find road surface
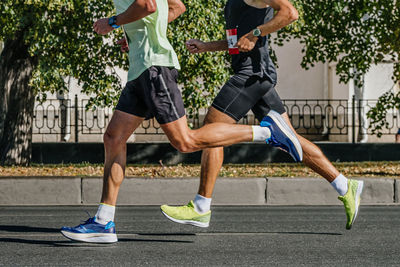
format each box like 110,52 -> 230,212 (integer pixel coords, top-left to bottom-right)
0,206 -> 399,266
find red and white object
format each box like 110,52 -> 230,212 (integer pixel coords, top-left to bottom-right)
226,29 -> 239,55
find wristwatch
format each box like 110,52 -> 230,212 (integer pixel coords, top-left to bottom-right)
252,28 -> 262,37
108,16 -> 120,29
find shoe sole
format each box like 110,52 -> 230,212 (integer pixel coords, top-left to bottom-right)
267,110 -> 303,162
348,180 -> 364,230
61,231 -> 118,243
161,211 -> 209,228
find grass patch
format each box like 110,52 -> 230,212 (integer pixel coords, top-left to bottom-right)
0,162 -> 399,178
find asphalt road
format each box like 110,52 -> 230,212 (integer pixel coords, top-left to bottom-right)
0,206 -> 399,266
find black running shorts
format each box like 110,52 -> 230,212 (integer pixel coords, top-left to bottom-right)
212,73 -> 286,122
116,66 -> 186,124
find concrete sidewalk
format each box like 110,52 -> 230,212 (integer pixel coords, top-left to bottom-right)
0,177 -> 398,205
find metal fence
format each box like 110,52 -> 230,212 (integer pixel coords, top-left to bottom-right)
33,95 -> 400,143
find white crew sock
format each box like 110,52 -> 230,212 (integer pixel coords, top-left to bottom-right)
95,203 -> 115,225
252,125 -> 271,142
193,194 -> 212,214
331,174 -> 349,196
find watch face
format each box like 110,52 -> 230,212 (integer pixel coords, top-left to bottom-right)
253,28 -> 261,37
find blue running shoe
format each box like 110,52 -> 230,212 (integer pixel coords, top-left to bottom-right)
261,110 -> 303,162
61,216 -> 117,243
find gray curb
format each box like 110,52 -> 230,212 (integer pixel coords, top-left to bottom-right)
0,177 -> 398,205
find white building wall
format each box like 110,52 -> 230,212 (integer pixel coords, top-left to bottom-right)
364,63 -> 395,99
273,39 -> 395,101
273,39 -> 326,99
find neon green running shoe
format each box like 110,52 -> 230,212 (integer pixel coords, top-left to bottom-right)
160,201 -> 211,228
338,179 -> 364,230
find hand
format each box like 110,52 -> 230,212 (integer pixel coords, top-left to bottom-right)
186,39 -> 207,54
93,18 -> 114,35
236,31 -> 258,52
117,38 -> 129,53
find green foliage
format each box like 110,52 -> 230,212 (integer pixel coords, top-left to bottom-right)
167,0 -> 231,117
367,91 -> 400,137
0,0 -> 127,107
0,0 -> 230,115
1,0 -> 400,125
271,0 -> 400,136
273,0 -> 400,86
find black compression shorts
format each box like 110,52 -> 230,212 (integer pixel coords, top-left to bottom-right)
212,73 -> 285,122
116,66 -> 186,124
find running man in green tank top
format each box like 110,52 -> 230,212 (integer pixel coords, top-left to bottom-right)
61,0 -> 303,243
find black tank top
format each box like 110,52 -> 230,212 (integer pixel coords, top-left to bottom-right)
225,0 -> 277,83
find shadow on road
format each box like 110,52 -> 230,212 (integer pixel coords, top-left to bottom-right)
0,238 -> 83,247
119,238 -> 193,243
133,232 -> 342,236
265,232 -> 342,236
0,237 -> 194,246
0,225 -> 342,237
0,225 -> 341,247
0,225 -> 59,233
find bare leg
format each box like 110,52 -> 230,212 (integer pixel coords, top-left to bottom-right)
281,113 -> 339,182
101,110 -> 144,205
197,110 -> 340,200
198,108 -> 236,198
161,115 -> 253,153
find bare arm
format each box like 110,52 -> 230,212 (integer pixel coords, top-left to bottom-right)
167,0 -> 186,23
186,39 -> 228,54
93,0 -> 157,35
254,0 -> 298,37
116,0 -> 157,26
187,0 -> 298,54
237,0 -> 298,51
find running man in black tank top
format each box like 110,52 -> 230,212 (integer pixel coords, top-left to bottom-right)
161,0 -> 364,231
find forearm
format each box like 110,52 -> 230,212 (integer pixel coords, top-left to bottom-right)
168,0 -> 186,23
116,0 -> 157,26
205,40 -> 228,52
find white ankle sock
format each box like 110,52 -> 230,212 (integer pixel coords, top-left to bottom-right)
252,126 -> 271,142
331,174 -> 348,196
95,203 -> 115,225
194,194 -> 212,214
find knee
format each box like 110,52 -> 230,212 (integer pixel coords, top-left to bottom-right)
170,135 -> 197,153
103,130 -> 124,149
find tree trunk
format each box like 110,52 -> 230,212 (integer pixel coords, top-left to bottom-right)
0,32 -> 37,165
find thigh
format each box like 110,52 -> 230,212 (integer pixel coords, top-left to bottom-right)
212,74 -> 275,121
115,80 -> 152,119
106,110 -> 144,141
251,87 -> 286,121
204,106 -> 237,124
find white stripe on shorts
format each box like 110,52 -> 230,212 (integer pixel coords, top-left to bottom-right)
159,74 -> 180,120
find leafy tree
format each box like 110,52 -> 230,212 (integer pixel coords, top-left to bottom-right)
367,91 -> 400,137
274,0 -> 399,84
0,0 -> 230,165
272,0 -> 400,136
0,0 -> 124,165
168,0 -> 230,118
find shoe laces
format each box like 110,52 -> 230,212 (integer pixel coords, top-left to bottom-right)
78,211 -> 95,226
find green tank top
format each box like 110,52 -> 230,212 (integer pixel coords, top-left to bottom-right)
113,0 -> 181,81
